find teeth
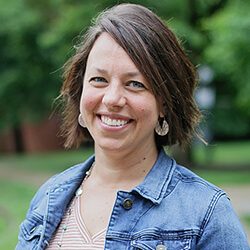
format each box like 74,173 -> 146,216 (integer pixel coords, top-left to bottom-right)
101,116 -> 129,127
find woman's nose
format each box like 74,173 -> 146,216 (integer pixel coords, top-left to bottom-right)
102,82 -> 126,110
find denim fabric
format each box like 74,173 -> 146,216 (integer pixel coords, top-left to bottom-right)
16,149 -> 249,249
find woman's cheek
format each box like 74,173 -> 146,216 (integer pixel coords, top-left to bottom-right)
133,99 -> 159,124
136,103 -> 153,117
80,90 -> 98,112
83,98 -> 96,110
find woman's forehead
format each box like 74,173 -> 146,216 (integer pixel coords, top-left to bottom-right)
86,33 -> 142,75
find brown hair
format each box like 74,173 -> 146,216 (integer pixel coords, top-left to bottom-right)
60,3 -> 201,148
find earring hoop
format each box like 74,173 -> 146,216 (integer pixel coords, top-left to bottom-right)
78,113 -> 86,128
155,118 -> 169,136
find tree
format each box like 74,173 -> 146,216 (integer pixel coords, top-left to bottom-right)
202,0 -> 250,138
0,0 -> 101,130
0,0 -> 249,140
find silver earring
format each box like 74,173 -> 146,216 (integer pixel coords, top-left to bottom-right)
78,113 -> 86,128
155,118 -> 169,136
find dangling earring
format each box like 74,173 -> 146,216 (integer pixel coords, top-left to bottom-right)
155,118 -> 169,136
78,113 -> 86,128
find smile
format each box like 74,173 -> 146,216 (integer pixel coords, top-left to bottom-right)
100,115 -> 130,127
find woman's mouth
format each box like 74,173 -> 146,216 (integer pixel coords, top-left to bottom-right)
100,115 -> 131,127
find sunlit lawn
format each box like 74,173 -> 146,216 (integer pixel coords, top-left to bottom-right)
0,180 -> 35,249
0,147 -> 94,174
192,140 -> 250,167
192,141 -> 250,185
0,142 -> 249,249
0,147 -> 93,250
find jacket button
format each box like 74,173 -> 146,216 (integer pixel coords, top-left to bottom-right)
156,244 -> 167,250
122,198 -> 133,210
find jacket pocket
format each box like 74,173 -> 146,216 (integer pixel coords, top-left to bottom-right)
130,228 -> 194,250
131,238 -> 191,250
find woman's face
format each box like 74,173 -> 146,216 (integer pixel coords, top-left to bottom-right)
80,32 -> 160,154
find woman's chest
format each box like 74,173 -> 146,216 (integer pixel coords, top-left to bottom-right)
18,189 -> 205,250
101,192 -> 200,250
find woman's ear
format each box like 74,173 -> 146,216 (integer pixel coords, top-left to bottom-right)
157,98 -> 165,118
159,112 -> 165,118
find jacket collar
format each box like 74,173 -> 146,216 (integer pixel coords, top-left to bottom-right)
44,155 -> 95,243
47,149 -> 175,217
48,155 -> 95,193
133,149 -> 176,205
46,155 -> 95,221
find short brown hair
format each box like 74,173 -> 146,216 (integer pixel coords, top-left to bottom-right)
60,3 -> 201,148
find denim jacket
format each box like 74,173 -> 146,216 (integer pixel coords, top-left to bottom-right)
16,149 -> 249,249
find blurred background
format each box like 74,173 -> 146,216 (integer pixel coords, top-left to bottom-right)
0,0 -> 249,248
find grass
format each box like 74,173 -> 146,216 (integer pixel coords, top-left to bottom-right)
0,147 -> 94,174
191,141 -> 250,185
0,147 -> 93,249
192,141 -> 250,167
0,180 -> 36,249
243,215 -> 250,227
195,169 -> 250,186
0,142 -> 249,248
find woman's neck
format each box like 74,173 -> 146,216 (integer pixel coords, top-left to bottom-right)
91,144 -> 158,190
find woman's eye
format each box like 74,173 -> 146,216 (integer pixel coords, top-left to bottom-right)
89,77 -> 107,83
128,81 -> 145,89
89,77 -> 108,87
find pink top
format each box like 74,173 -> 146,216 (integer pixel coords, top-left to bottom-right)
46,195 -> 106,249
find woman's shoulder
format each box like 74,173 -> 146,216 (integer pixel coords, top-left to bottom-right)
169,162 -> 226,212
174,163 -> 222,192
159,149 -> 223,197
28,155 -> 95,212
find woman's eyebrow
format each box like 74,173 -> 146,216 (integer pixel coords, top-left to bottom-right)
93,67 -> 141,78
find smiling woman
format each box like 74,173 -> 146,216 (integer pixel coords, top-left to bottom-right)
16,3 -> 249,250
80,33 -> 159,154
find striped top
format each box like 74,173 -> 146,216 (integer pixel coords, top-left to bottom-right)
46,194 -> 106,249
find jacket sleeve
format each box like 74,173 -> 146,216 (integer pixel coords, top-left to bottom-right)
27,173 -> 59,215
15,174 -> 58,250
197,194 -> 249,249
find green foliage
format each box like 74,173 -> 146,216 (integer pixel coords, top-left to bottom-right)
0,0 -> 249,138
0,0 -> 103,129
202,0 -> 250,136
0,0 -> 59,128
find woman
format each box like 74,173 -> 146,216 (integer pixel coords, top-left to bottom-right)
16,3 -> 249,250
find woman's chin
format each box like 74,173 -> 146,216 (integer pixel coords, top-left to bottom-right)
95,139 -> 128,153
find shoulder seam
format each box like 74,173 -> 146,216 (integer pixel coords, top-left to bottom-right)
199,191 -> 226,236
